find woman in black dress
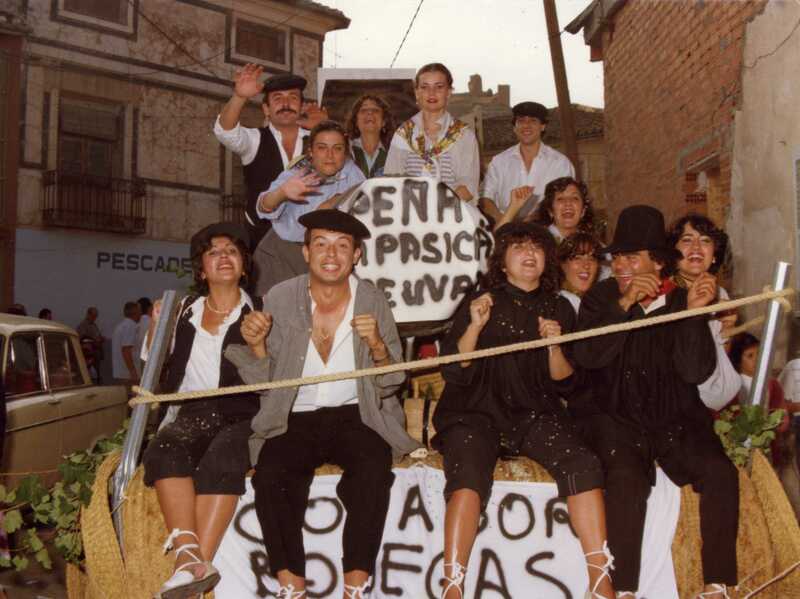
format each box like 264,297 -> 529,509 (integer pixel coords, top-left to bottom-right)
433,222 -> 614,599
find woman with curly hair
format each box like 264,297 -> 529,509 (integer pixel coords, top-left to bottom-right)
432,222 -> 615,599
346,94 -> 395,178
497,176 -> 594,242
142,223 -> 261,599
667,213 -> 741,411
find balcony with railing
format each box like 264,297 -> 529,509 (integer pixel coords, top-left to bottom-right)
220,193 -> 248,226
42,170 -> 147,234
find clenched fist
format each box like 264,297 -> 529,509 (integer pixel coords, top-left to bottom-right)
687,272 -> 718,310
241,311 -> 272,358
538,316 -> 562,340
509,185 -> 534,208
468,293 -> 493,331
351,314 -> 383,351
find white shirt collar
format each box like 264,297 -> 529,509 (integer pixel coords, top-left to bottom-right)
641,293 -> 667,315
308,275 -> 358,359
269,123 -> 309,168
510,142 -> 556,162
352,136 -> 385,156
309,275 -> 358,313
188,290 -> 253,334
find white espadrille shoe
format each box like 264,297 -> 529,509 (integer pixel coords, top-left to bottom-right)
154,529 -> 220,599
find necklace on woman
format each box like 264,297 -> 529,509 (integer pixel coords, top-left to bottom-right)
205,295 -> 236,316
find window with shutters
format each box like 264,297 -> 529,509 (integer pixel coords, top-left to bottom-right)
63,0 -> 128,25
232,18 -> 290,70
58,97 -> 122,179
42,96 -> 146,234
54,0 -> 135,37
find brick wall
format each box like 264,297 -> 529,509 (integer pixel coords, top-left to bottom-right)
600,0 -> 767,230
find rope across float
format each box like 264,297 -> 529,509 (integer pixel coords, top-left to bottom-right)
129,286 -> 795,406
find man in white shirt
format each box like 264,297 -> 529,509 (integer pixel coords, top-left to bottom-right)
234,210 -> 418,599
112,301 -> 141,387
479,101 -> 575,224
213,63 -> 327,247
134,296 -> 151,377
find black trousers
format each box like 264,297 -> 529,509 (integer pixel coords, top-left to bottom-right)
252,405 -> 394,578
434,411 -> 604,510
581,414 -> 739,592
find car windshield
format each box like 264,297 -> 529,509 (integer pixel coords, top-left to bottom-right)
5,333 -> 43,396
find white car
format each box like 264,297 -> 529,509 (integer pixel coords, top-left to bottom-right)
0,314 -> 128,480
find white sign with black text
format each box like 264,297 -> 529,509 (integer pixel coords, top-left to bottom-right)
338,178 -> 494,324
212,467 -> 680,598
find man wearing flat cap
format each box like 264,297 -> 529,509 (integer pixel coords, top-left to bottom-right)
479,101 -> 575,225
227,210 -> 419,598
574,205 -> 738,598
214,63 -> 328,246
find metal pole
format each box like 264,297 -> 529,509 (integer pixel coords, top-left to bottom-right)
111,290 -> 182,549
746,261 -> 791,409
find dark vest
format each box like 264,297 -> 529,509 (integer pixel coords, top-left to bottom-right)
243,128 -> 309,244
163,295 -> 263,417
352,145 -> 387,178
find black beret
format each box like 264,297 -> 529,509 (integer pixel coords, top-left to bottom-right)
190,222 -> 250,257
512,101 -> 549,124
298,209 -> 371,240
262,73 -> 307,96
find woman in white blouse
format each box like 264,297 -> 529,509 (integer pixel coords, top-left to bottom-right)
384,63 -> 480,202
143,223 -> 260,599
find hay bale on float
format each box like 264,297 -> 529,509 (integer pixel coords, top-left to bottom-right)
73,377 -> 800,599
75,448 -> 800,599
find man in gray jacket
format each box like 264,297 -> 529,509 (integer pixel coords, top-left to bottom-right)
228,209 -> 419,599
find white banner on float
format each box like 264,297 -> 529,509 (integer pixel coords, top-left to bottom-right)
338,177 -> 494,324
213,467 -> 680,598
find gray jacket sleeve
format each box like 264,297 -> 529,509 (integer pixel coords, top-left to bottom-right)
224,291 -> 280,386
225,344 -> 271,384
371,289 -> 407,394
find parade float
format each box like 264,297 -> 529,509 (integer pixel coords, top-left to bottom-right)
15,178 -> 798,598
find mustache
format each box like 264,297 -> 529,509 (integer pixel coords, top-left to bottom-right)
277,107 -> 298,115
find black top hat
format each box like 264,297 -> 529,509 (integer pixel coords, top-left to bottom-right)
262,73 -> 307,97
602,205 -> 681,258
190,222 -> 250,257
298,209 -> 371,240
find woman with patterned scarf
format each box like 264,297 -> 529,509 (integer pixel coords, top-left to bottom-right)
384,63 -> 480,202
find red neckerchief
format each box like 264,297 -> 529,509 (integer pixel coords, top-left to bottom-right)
639,277 -> 676,309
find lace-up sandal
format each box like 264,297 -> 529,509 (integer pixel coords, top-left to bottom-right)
344,577 -> 372,599
696,584 -> 730,599
154,529 -> 220,599
276,584 -> 306,599
441,560 -> 466,599
584,541 -> 615,599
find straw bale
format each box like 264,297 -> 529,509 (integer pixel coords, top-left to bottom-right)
80,452 -> 126,599
749,450 -> 800,598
